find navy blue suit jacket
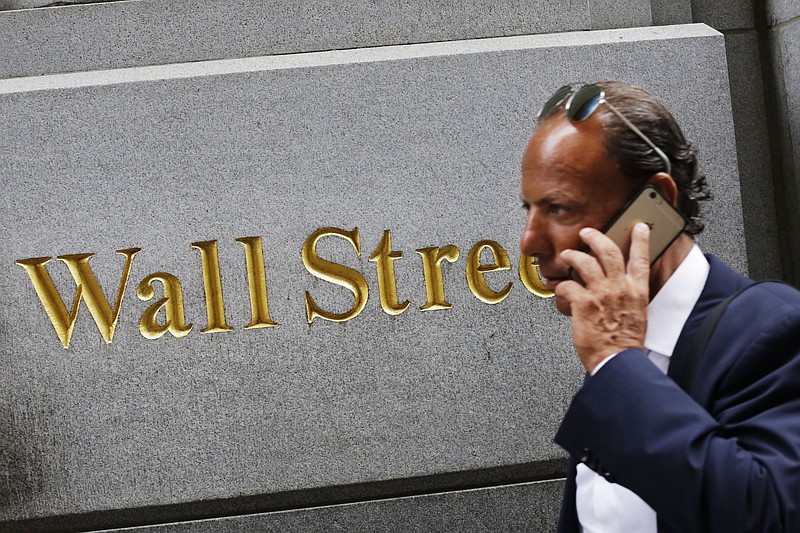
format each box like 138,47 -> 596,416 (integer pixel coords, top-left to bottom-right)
555,255 -> 800,532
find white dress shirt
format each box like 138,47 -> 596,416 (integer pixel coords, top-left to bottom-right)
576,245 -> 710,533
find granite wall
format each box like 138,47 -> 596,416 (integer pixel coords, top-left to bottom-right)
3,0 -> 796,281
765,0 -> 800,284
0,2 -> 750,532
689,0 -> 799,283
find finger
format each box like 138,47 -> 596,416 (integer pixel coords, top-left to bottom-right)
561,248 -> 605,285
578,227 -> 626,278
553,278 -> 586,303
627,222 -> 650,283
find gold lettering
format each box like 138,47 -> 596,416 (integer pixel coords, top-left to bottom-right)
302,227 -> 369,323
190,240 -> 234,333
368,229 -> 410,316
466,240 -> 513,304
235,236 -> 279,329
16,248 -> 141,348
415,245 -> 460,311
136,272 -> 193,339
519,254 -> 555,298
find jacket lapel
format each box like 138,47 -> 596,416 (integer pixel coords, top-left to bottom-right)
667,255 -> 749,397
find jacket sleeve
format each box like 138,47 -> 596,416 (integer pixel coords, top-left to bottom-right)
554,285 -> 800,533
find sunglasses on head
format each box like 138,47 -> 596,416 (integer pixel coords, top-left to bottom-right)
537,83 -> 672,176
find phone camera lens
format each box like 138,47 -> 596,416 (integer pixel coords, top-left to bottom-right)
649,191 -> 656,198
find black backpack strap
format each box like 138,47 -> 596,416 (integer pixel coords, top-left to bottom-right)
674,280 -> 782,393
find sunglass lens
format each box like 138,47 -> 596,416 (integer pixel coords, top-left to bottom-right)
567,85 -> 603,121
537,85 -> 574,120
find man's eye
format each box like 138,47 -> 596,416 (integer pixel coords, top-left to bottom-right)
549,204 -> 568,215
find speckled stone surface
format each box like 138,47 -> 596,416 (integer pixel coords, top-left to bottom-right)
651,0 -> 693,26
769,19 -> 800,283
589,0 -> 652,30
723,32 -> 783,280
691,0 -> 754,30
773,21 -> 800,177
0,0 -> 589,79
0,24 -> 743,531
767,0 -> 799,25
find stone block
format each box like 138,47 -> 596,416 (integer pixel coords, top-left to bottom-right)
767,0 -> 799,25
691,0 -> 754,30
776,21 -> 800,170
0,24 -> 743,530
723,32 -> 783,280
589,0 -> 652,30
93,480 -> 566,533
650,0 -> 693,26
0,0 -> 589,79
769,20 -> 800,283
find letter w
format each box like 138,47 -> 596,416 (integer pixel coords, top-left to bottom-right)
16,248 -> 141,348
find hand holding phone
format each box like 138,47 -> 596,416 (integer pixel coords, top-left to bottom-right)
568,185 -> 686,283
602,185 -> 687,265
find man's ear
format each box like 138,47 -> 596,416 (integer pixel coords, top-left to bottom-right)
646,172 -> 679,205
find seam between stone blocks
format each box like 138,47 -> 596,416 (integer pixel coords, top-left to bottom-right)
0,0 -> 139,13
0,464 -> 569,532
767,14 -> 800,30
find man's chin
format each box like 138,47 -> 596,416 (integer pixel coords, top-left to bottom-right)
554,294 -> 572,316
541,275 -> 571,315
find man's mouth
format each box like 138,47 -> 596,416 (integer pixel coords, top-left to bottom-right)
540,274 -> 568,291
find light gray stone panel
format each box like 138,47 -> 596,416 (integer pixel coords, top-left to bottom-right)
94,479 -> 566,533
0,24 -> 743,530
767,0 -> 799,25
590,0 -> 652,30
770,20 -> 800,282
650,0 -> 693,26
691,0 -> 754,30
0,0 -> 589,79
723,32 -> 783,280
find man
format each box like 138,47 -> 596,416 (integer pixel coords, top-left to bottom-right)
519,81 -> 800,532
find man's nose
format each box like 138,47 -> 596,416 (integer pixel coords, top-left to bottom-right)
520,210 -> 550,258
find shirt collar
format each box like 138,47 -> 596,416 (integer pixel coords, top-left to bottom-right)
644,244 -> 709,357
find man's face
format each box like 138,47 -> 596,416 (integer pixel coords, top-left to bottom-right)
520,113 -> 636,315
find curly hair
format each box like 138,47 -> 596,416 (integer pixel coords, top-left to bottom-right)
540,81 -> 711,234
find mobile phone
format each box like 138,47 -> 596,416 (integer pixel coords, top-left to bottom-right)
602,185 -> 687,265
